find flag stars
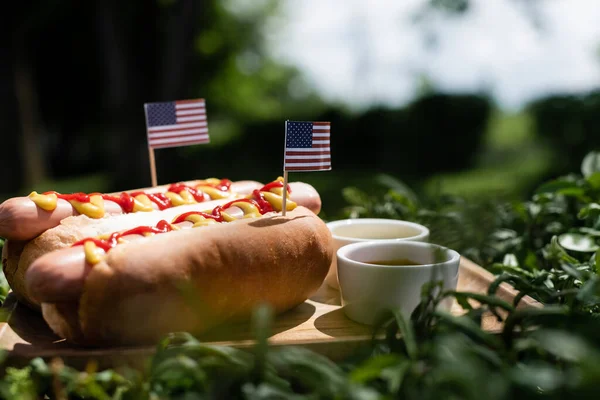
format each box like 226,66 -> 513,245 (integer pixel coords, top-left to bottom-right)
146,102 -> 177,126
286,121 -> 314,148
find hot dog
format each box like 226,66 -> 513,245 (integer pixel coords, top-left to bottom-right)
0,178 -> 263,241
3,178 -> 323,310
25,198 -> 332,346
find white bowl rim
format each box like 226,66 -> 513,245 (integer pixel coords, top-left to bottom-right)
326,218 -> 430,242
336,240 -> 460,270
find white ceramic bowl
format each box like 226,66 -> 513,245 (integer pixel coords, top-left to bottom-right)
337,241 -> 460,326
325,218 -> 429,289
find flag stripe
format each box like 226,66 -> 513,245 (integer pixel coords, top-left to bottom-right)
148,122 -> 207,131
285,154 -> 330,160
285,161 -> 331,166
175,101 -> 205,108
176,98 -> 205,104
286,166 -> 332,171
176,115 -> 206,122
285,148 -> 330,153
149,134 -> 209,146
286,151 -> 331,156
151,138 -> 210,149
286,159 -> 331,164
176,109 -> 205,116
149,129 -> 209,139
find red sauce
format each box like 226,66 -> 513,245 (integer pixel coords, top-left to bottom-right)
43,192 -> 98,203
43,179 -> 236,213
166,184 -> 208,202
131,192 -> 171,210
249,190 -> 275,214
214,179 -> 232,191
172,195 -> 272,224
258,180 -> 291,194
172,211 -> 222,224
74,190 -> 276,255
102,193 -> 136,213
73,220 -> 175,252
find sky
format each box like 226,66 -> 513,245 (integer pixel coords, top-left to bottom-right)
264,0 -> 600,111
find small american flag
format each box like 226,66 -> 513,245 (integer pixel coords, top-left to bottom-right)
284,121 -> 331,171
144,99 -> 209,149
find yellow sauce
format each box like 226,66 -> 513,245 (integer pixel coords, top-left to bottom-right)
196,186 -> 230,199
28,192 -> 58,211
69,195 -> 105,219
131,194 -> 155,212
83,241 -> 105,265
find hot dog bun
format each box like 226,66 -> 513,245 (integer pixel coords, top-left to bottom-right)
28,206 -> 332,346
5,181 -> 322,310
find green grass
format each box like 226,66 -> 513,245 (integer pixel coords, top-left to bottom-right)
423,109 -> 551,201
483,110 -> 535,151
423,146 -> 552,200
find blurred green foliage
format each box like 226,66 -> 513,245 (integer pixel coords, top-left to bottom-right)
529,91 -> 600,177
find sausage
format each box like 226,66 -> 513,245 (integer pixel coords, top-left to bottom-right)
0,180 -> 263,241
287,182 -> 321,215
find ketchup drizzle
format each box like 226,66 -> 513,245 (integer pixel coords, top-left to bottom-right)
43,179 -> 232,212
73,191 -> 276,255
258,180 -> 291,194
72,220 -> 175,251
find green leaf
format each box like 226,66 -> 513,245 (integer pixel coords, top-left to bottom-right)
252,304 -> 274,380
510,362 -> 564,393
530,329 -> 599,363
579,227 -> 600,237
391,309 -> 418,360
342,187 -> 371,207
558,233 -> 600,253
448,291 -> 515,312
2,368 -> 38,400
267,347 -> 347,397
587,172 -> 600,189
576,276 -> 600,304
581,151 -> 600,178
545,236 -> 580,264
375,174 -> 419,204
433,310 -> 501,349
578,203 -> 600,220
349,354 -> 405,384
535,178 -> 579,195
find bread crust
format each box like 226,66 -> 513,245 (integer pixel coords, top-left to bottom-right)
39,206 -> 332,346
2,239 -> 35,309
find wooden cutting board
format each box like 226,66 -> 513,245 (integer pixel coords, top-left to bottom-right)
0,258 -> 540,369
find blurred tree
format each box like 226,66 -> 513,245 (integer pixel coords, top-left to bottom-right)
3,0 -> 325,194
2,0 -> 577,202
528,91 -> 600,177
